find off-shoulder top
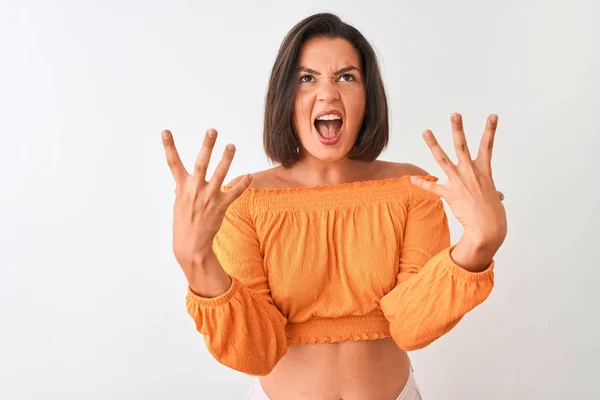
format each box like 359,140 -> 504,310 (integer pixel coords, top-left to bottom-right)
185,175 -> 495,375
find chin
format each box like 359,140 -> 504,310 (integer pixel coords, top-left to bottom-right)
309,152 -> 349,163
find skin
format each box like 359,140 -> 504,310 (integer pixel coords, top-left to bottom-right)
161,37 -> 507,400
293,37 -> 366,174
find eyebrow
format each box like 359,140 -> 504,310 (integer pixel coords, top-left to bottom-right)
298,65 -> 360,75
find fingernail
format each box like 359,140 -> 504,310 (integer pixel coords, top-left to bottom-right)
453,114 -> 461,123
491,114 -> 498,123
162,130 -> 169,139
208,130 -> 217,138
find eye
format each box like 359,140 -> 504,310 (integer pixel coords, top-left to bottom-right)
299,75 -> 314,83
339,74 -> 356,82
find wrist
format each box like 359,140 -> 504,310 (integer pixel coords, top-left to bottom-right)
450,236 -> 499,273
191,246 -> 217,268
187,250 -> 233,298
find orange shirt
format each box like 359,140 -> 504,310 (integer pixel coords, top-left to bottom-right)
185,175 -> 495,376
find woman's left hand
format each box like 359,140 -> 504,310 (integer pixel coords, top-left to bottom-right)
410,113 -> 507,253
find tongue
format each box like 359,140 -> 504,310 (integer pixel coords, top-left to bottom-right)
315,120 -> 342,138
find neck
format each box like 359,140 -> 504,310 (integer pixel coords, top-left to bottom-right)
284,157 -> 374,187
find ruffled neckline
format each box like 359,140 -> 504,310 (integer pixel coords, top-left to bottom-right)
220,175 -> 439,212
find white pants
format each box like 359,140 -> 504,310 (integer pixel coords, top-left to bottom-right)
246,366 -> 422,399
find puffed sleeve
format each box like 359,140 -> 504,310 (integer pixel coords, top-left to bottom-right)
379,176 -> 495,350
185,190 -> 288,376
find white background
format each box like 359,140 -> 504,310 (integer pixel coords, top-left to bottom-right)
1,0 -> 599,399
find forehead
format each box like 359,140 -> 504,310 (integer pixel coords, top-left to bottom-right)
297,37 -> 361,70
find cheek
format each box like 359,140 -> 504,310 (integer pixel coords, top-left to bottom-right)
294,92 -> 315,131
343,88 -> 366,125
349,86 -> 366,110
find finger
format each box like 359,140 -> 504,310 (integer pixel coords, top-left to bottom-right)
222,174 -> 253,203
451,113 -> 473,164
208,143 -> 236,190
422,129 -> 459,180
476,114 -> 498,169
193,129 -> 218,183
409,175 -> 448,198
162,130 -> 188,183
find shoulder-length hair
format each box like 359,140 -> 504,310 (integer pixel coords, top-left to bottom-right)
263,13 -> 389,168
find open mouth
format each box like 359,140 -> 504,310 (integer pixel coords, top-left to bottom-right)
314,114 -> 343,140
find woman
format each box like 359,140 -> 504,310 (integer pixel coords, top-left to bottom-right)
161,13 -> 507,400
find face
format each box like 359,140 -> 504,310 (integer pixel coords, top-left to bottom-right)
293,37 -> 366,163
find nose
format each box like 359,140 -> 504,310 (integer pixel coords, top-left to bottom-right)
317,81 -> 340,103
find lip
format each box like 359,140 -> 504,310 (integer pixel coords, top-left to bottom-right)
313,109 -> 344,121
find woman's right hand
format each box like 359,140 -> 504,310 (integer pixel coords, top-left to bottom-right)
161,128 -> 253,283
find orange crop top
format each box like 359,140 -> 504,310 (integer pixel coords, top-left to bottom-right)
185,175 -> 495,376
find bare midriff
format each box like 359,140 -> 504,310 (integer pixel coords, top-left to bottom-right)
259,337 -> 411,400
250,163 -> 415,399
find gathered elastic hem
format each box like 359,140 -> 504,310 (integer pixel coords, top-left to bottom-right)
220,175 -> 438,212
285,311 -> 392,345
186,275 -> 240,307
439,244 -> 496,282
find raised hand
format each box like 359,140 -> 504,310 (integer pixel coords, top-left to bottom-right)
161,128 -> 253,281
410,113 -> 507,260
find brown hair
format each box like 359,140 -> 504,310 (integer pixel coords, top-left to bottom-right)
263,13 -> 389,168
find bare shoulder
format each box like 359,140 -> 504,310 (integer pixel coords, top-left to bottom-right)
226,175 -> 246,187
226,167 -> 281,189
374,160 -> 429,179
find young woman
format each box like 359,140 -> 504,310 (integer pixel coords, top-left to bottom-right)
161,12 -> 507,400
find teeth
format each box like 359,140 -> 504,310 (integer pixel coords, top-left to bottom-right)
316,114 -> 341,121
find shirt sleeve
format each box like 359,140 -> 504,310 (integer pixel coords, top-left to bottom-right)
185,192 -> 288,376
379,176 -> 495,351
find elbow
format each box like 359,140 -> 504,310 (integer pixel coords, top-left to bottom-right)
247,360 -> 279,377
393,333 -> 434,352
206,339 -> 287,376
245,334 -> 288,376
228,350 -> 286,376
252,343 -> 288,376
392,316 -> 463,351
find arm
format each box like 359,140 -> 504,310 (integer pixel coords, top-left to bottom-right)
379,176 -> 495,351
185,192 -> 288,376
